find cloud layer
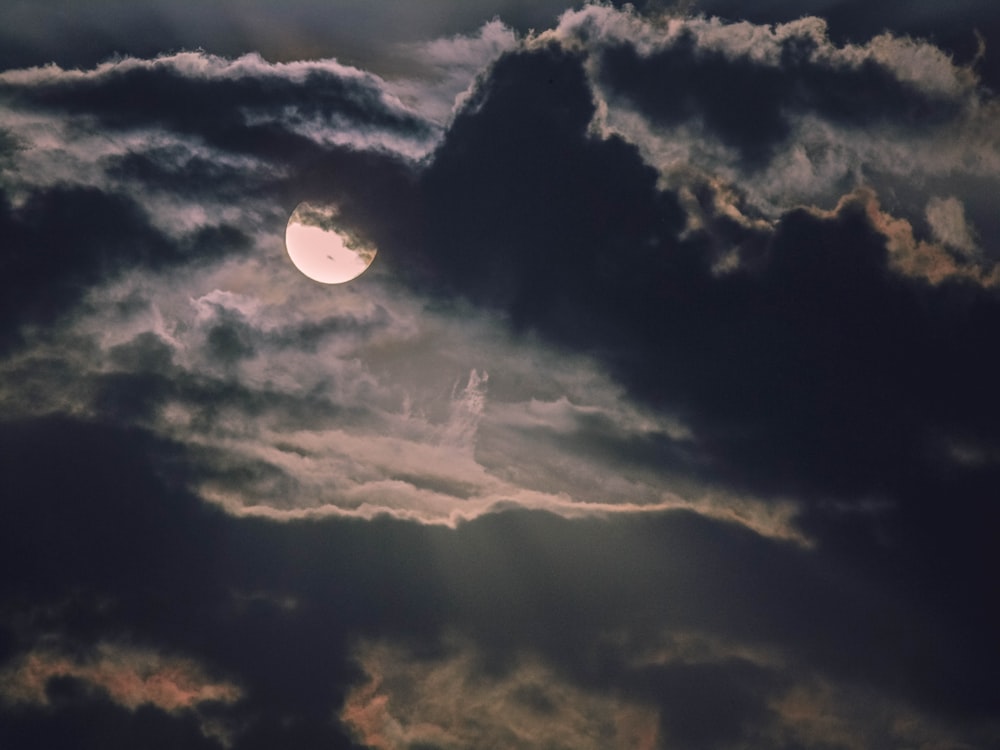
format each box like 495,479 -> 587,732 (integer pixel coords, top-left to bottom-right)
2,4 -> 999,749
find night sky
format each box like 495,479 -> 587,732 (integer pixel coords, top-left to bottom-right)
2,2 -> 999,749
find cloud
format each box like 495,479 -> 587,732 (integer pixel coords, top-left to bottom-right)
0,183 -> 251,352
0,0 -> 569,74
767,674 -> 1000,750
341,637 -> 661,750
688,0 -> 1000,93
832,188 -> 997,286
0,641 -> 243,747
1,643 -> 241,713
0,51 -> 437,161
2,8 -> 999,749
549,6 -> 999,226
388,20 -> 1000,511
3,9 -> 1000,535
589,15 -> 966,160
341,627 -> 1000,750
925,195 -> 978,255
387,19 -> 520,126
0,238 -> 817,540
2,8 -> 998,543
0,411 -> 996,748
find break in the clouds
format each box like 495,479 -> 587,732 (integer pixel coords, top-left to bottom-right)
2,3 -> 999,749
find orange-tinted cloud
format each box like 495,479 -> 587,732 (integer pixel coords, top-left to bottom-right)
1,642 -> 241,713
341,638 -> 660,750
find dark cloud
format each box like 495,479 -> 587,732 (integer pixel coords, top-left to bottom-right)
3,5 -> 1000,749
103,148 -> 271,201
0,56 -> 432,161
631,659 -> 781,749
0,185 -> 250,352
417,46 -> 687,330
598,30 -> 961,167
1,417 -> 995,748
687,0 -> 1000,93
0,419 -> 219,606
394,43 -> 1000,507
354,41 -> 999,733
0,699 -> 223,750
0,127 -> 20,169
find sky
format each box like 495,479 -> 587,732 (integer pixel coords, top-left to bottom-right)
1,2 -> 999,749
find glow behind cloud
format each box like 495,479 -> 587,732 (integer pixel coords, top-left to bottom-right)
285,202 -> 376,284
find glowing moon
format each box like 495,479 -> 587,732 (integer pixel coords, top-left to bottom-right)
284,202 -> 376,284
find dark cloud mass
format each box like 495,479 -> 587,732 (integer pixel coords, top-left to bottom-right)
0,185 -> 250,351
2,3 -> 999,749
600,34 -> 962,165
691,0 -> 1000,93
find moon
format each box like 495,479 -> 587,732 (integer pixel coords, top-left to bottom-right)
284,202 -> 376,284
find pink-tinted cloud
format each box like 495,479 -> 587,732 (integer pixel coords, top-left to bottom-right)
1,642 -> 241,713
340,637 -> 661,750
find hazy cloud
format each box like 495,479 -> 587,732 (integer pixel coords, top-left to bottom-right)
342,638 -> 661,750
925,195 -> 978,256
1,643 -> 241,714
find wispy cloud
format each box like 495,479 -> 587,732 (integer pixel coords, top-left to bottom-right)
1,643 -> 241,712
342,637 -> 661,750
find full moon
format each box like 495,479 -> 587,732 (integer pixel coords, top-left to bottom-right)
284,202 -> 376,284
